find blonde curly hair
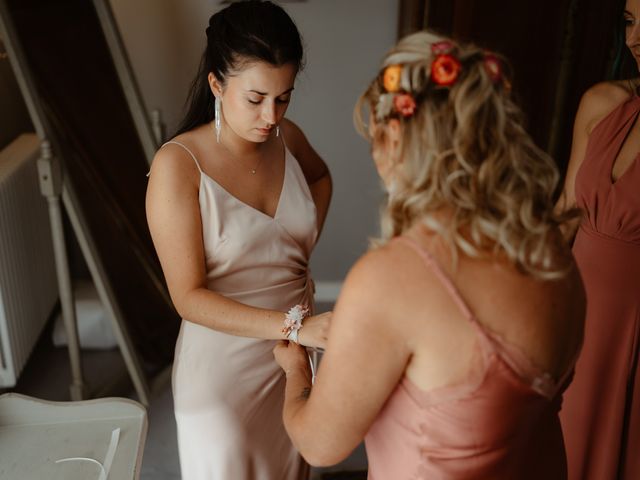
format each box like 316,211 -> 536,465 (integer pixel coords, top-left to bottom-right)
355,31 -> 577,279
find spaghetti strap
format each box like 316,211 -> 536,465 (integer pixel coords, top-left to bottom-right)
162,140 -> 203,172
396,235 -> 566,397
394,236 -> 502,358
395,236 -> 475,322
277,128 -> 291,165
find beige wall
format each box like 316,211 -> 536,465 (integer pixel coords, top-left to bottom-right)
110,0 -> 399,285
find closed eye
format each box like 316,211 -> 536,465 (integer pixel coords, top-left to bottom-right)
248,98 -> 290,106
624,11 -> 636,26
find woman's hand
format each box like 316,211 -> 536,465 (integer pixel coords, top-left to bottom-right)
274,340 -> 311,376
298,311 -> 331,349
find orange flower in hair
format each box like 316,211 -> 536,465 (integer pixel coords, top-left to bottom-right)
383,64 -> 403,92
431,54 -> 461,86
393,93 -> 416,117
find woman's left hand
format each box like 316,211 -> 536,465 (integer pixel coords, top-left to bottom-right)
273,340 -> 310,374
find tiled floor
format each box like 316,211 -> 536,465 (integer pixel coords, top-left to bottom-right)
3,318 -> 367,479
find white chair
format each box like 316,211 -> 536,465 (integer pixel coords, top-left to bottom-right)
0,393 -> 147,479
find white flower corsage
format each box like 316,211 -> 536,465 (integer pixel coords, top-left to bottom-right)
282,304 -> 310,344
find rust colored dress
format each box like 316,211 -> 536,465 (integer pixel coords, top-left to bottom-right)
560,94 -> 640,480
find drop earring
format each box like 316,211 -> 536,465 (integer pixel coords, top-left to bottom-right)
276,125 -> 280,137
214,96 -> 221,143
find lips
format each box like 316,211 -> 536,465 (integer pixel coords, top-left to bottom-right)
257,128 -> 272,135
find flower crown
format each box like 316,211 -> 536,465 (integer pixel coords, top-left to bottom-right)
376,41 -> 506,120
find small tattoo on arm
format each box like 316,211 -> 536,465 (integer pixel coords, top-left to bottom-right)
299,387 -> 311,400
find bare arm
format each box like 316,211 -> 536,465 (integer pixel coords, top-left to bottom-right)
281,118 -> 332,237
146,143 -> 328,347
274,248 -> 411,466
556,82 -> 632,241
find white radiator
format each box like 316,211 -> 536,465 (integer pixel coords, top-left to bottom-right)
0,133 -> 58,387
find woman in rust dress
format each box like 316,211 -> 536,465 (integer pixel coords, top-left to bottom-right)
557,1 -> 640,477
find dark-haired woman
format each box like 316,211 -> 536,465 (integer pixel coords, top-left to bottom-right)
557,0 -> 640,477
145,1 -> 331,478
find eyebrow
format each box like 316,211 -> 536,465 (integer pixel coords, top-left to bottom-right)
624,10 -> 633,15
247,87 -> 295,96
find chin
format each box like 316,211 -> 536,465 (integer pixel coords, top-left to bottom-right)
240,132 -> 266,143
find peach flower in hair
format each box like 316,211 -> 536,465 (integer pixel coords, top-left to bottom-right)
393,94 -> 416,117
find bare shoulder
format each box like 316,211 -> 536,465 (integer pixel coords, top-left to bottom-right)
343,243 -> 404,293
335,237 -> 466,354
145,140 -> 202,218
580,81 -> 635,134
338,239 -> 433,318
333,242 -> 412,339
280,118 -> 328,183
280,117 -> 307,155
148,138 -> 200,187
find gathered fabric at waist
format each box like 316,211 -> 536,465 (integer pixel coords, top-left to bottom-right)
573,224 -> 640,303
574,225 -> 640,268
207,266 -> 314,312
575,223 -> 640,250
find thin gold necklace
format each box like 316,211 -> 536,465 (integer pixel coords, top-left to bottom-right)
211,121 -> 264,174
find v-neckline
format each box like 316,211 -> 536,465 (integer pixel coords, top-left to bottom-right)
200,148 -> 288,221
610,96 -> 640,186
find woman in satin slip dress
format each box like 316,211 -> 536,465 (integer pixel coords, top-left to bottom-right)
275,31 -> 585,479
557,0 -> 640,478
146,1 -> 331,478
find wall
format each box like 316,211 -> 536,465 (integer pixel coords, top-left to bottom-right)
109,0 -> 399,291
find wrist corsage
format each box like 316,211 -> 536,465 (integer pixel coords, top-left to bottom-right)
282,304 -> 310,344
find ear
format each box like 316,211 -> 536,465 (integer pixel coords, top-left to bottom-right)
386,118 -> 403,164
207,72 -> 223,98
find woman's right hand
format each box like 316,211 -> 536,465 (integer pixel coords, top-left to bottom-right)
298,311 -> 332,349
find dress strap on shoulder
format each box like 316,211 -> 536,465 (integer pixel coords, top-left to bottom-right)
162,140 -> 203,173
395,236 -> 476,322
394,236 -> 501,349
395,235 -> 566,396
277,127 -> 289,159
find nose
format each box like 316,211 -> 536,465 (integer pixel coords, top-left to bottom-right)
261,101 -> 277,126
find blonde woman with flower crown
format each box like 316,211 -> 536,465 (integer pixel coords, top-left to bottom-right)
273,31 -> 586,479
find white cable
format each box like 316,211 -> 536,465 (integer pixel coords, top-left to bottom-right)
55,427 -> 120,480
308,351 -> 316,385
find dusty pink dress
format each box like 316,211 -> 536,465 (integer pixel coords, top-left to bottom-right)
560,94 -> 640,480
364,237 -> 575,479
164,139 -> 317,480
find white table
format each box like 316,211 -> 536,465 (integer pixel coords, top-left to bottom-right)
0,393 -> 147,479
